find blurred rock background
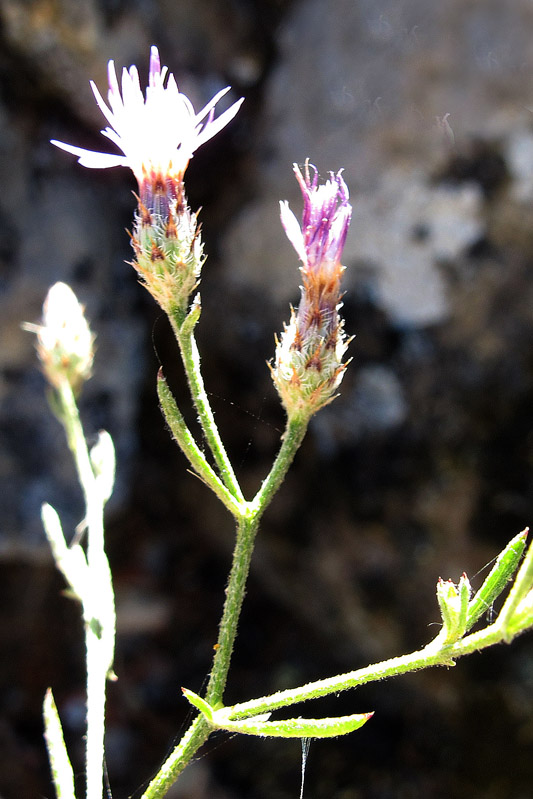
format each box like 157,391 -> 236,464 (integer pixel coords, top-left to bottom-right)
1,0 -> 533,797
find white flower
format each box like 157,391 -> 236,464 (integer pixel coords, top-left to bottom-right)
51,46 -> 243,183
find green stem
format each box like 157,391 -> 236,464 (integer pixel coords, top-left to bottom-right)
221,614 -> 532,722
145,602 -> 530,792
141,413 -> 310,798
250,414 -> 309,514
140,716 -> 212,799
170,313 -> 244,503
140,516 -> 260,799
56,382 -> 102,555
85,629 -> 107,799
205,413 -> 311,704
140,516 -> 261,799
205,515 -> 260,705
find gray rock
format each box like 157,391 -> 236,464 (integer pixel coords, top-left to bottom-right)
223,0 -> 533,319
349,169 -> 482,325
312,364 -> 408,455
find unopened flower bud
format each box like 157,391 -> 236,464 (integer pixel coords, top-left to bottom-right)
26,282 -> 94,392
271,162 -> 352,420
130,189 -> 205,317
436,573 -> 471,644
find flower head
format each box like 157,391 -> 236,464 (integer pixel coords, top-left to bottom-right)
51,47 -> 243,316
271,162 -> 352,420
51,46 -> 243,193
25,283 -> 94,393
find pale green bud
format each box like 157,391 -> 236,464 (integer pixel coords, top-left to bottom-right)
131,192 -> 205,318
436,573 -> 471,644
271,308 -> 348,421
26,283 -> 94,393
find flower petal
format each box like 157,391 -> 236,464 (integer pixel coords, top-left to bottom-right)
280,201 -> 307,263
51,47 -> 244,184
50,140 -> 128,169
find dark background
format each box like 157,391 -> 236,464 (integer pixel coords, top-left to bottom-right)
1,1 -> 533,797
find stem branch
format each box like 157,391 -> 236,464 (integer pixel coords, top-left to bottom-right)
251,414 -> 309,515
222,613 -> 530,722
170,313 -> 244,502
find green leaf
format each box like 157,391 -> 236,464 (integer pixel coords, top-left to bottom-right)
436,578 -> 458,642
183,690 -> 373,739
181,688 -> 215,722
180,294 -> 202,336
467,529 -> 528,629
457,572 -> 471,637
43,688 -> 76,799
211,710 -> 373,739
497,528 -> 533,641
88,617 -> 103,639
157,373 -> 242,516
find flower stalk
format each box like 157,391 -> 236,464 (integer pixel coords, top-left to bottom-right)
157,370 -> 243,515
168,305 -> 245,501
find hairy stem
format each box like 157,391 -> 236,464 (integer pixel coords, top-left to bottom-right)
140,716 -> 211,799
55,381 -> 115,799
206,515 -> 260,705
141,409 -> 311,797
170,312 -> 245,502
222,609 -> 533,722
250,414 -> 309,513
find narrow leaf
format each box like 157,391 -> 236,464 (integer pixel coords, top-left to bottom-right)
180,295 -> 202,335
456,572 -> 471,638
41,503 -> 88,600
181,688 -> 214,722
498,528 -> 533,639
212,710 -> 373,738
157,372 -> 241,516
467,529 -> 528,629
436,578 -> 459,642
43,688 -> 76,799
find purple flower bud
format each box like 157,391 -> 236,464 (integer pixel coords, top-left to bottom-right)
272,162 -> 353,420
280,162 -> 351,276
